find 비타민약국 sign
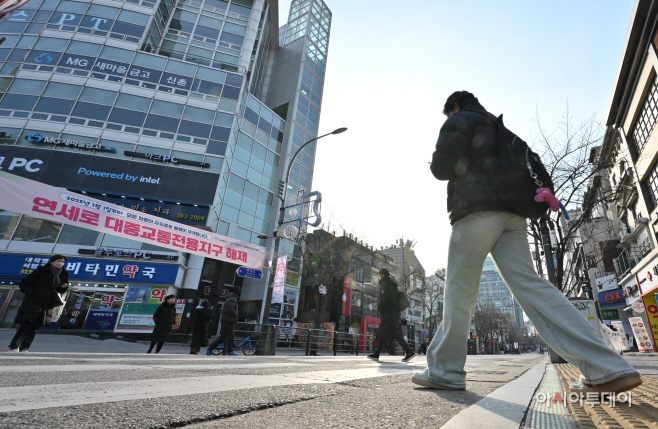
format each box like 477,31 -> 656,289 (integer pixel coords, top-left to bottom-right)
0,171 -> 266,269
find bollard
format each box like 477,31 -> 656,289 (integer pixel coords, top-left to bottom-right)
305,329 -> 311,356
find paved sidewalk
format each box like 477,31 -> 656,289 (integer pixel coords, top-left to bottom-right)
2,331 -> 655,428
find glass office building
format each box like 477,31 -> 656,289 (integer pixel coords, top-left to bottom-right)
478,257 -> 524,327
0,0 -> 332,332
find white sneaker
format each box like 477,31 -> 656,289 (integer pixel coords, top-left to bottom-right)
411,369 -> 465,390
7,348 -> 19,352
18,349 -> 28,353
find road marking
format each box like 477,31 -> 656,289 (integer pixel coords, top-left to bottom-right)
0,367 -> 418,413
0,363 -> 310,373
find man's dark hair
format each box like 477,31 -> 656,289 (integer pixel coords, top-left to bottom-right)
378,267 -> 390,276
442,91 -> 479,116
48,254 -> 66,264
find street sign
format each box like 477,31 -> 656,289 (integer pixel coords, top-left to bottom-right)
236,266 -> 263,280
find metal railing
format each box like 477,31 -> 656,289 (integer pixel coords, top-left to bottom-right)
205,324 -> 420,357
613,249 -> 636,278
141,45 -> 246,74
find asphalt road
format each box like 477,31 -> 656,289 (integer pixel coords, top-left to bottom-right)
0,331 -> 545,429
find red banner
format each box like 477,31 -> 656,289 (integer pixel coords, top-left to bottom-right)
0,171 -> 266,268
341,276 -> 352,316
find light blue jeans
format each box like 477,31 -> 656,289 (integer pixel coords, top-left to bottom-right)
426,212 -> 639,388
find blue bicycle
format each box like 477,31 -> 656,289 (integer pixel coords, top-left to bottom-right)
212,335 -> 256,355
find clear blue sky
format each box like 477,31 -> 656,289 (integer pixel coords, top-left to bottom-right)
278,0 -> 635,274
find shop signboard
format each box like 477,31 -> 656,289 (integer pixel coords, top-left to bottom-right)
83,309 -> 119,331
77,248 -> 176,261
629,317 -> 654,352
0,146 -> 219,204
407,315 -> 423,323
58,291 -> 94,330
598,289 -> 625,307
610,321 -> 631,349
87,194 -> 210,226
600,308 -> 620,320
595,274 -> 618,293
285,270 -> 300,287
114,285 -> 173,333
641,293 -> 658,351
0,254 -> 178,284
0,172 -> 267,269
271,256 -> 287,304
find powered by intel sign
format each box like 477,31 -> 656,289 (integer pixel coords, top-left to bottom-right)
25,133 -> 115,152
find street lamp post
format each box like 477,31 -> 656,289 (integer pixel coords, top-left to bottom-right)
258,127 -> 347,324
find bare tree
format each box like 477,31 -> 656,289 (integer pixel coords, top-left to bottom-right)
423,268 -> 445,338
529,105 -> 621,291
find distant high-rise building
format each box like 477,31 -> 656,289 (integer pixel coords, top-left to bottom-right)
478,257 -> 524,327
0,0 -> 334,333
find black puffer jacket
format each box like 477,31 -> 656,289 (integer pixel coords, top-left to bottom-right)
15,265 -> 69,324
190,307 -> 213,348
430,102 -> 510,224
151,301 -> 176,342
378,276 -> 400,322
220,293 -> 239,323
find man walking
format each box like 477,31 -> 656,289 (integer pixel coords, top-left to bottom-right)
206,286 -> 240,356
413,91 -> 642,394
368,268 -> 415,362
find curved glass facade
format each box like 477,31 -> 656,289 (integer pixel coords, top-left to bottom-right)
0,0 -> 332,325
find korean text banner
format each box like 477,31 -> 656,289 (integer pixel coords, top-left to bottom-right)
0,171 -> 266,269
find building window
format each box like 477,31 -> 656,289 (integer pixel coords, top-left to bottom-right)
12,216 -> 62,243
0,210 -> 22,240
628,74 -> 658,156
645,161 -> 658,210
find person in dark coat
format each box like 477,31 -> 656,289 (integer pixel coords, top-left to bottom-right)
9,255 -> 69,352
367,268 -> 415,362
147,294 -> 176,354
206,286 -> 240,356
190,301 -> 212,354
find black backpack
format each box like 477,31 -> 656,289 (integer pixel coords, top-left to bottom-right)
397,290 -> 410,312
474,112 -> 555,220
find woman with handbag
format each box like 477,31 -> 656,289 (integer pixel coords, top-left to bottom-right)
8,254 -> 69,352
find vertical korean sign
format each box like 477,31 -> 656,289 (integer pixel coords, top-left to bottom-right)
271,255 -> 287,304
114,285 -> 171,333
342,276 -> 352,316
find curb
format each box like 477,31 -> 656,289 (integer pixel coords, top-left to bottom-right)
441,362 -> 547,429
